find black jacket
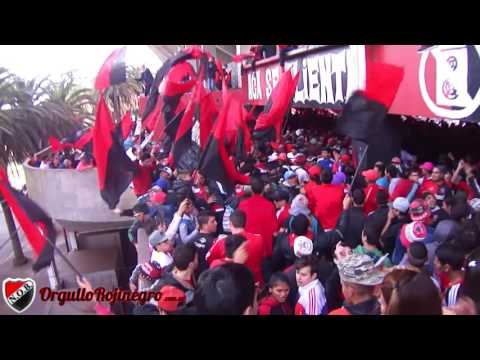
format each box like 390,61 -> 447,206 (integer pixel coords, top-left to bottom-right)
336,207 -> 365,249
271,232 -> 296,272
343,298 -> 381,315
188,232 -> 215,275
380,215 -> 410,257
367,205 -> 389,231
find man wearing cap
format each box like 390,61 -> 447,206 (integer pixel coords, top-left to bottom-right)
419,162 -> 434,185
362,168 -> 381,215
281,170 -> 300,201
392,200 -> 436,272
329,253 -> 385,315
149,230 -> 174,270
380,197 -> 411,257
153,166 -> 172,192
391,156 -> 403,177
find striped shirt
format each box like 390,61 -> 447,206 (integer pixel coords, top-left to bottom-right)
295,279 -> 327,315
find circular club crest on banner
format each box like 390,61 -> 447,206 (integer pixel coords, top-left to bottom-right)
419,45 -> 480,120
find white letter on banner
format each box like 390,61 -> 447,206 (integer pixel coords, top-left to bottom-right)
345,46 -> 358,101
266,68 -> 273,99
318,54 -> 334,104
307,55 -> 321,104
248,72 -> 253,100
332,51 -> 346,103
272,66 -> 280,90
256,70 -> 262,100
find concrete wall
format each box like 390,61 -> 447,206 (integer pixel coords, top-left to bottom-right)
23,164 -> 137,223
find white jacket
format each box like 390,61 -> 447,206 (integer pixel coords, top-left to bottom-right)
296,279 -> 326,315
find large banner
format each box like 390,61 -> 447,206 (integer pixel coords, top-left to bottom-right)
243,45 -> 480,121
246,45 -> 366,109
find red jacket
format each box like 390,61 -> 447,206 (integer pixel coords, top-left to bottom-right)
363,183 -> 380,215
276,204 -> 290,230
258,296 -> 292,315
304,181 -> 318,211
205,231 -> 265,285
238,194 -> 277,257
328,307 -> 351,315
389,178 -> 414,202
132,162 -> 155,197
311,184 -> 345,230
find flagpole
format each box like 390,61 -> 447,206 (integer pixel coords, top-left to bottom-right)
42,233 -> 84,278
348,144 -> 369,191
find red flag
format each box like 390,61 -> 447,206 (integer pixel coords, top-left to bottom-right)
92,96 -> 136,208
199,93 -> 249,194
95,47 -> 127,91
364,61 -> 404,109
48,136 -> 64,152
0,169 -> 56,272
120,111 -> 133,140
254,70 -> 300,142
73,129 -> 93,150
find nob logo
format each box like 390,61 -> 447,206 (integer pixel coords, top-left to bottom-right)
2,277 -> 36,313
419,45 -> 480,119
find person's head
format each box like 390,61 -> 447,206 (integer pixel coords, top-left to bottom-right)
392,197 -> 410,216
272,190 -> 290,209
320,168 -> 333,184
140,152 -> 153,167
225,234 -> 247,260
362,169 -> 379,184
196,172 -> 206,186
133,203 -> 150,222
462,248 -> 480,313
173,243 -> 198,273
443,195 -> 456,214
63,159 -> 73,169
229,209 -> 246,232
408,168 -> 421,182
376,189 -> 388,206
422,192 -> 437,209
336,253 -> 385,304
149,231 -> 174,253
420,162 -> 434,177
177,169 -> 192,182
385,164 -> 398,179
194,263 -> 256,315
320,148 -> 330,159
183,198 -> 194,215
291,214 -> 309,236
374,161 -> 386,177
450,203 -> 470,223
267,272 -> 290,303
295,255 -> 318,287
250,177 -> 264,195
352,189 -> 365,207
409,199 -> 431,223
444,169 -> 453,183
431,166 -> 445,182
407,241 -> 428,268
284,171 -> 298,186
434,243 -> 465,277
157,285 -> 187,315
361,221 -> 381,249
383,270 -> 442,315
160,167 -> 173,179
197,210 -> 217,234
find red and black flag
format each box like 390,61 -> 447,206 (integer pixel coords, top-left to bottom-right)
141,46 -> 204,131
336,61 -> 404,170
0,170 -> 57,272
198,93 -> 250,195
95,47 -> 127,91
253,70 -> 300,142
171,75 -> 218,170
73,129 -> 93,153
92,96 -> 136,209
120,111 -> 134,140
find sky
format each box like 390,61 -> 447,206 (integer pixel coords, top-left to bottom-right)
0,45 -> 162,87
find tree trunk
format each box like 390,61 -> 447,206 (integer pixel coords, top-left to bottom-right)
0,194 -> 28,266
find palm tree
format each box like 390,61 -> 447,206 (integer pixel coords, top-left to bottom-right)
0,68 -> 95,266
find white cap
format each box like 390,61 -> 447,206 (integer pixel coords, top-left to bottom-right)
295,168 -> 310,184
392,197 -> 410,213
268,153 -> 279,163
293,236 -> 313,258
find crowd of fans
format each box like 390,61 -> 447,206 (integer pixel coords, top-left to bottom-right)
60,115 -> 480,315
